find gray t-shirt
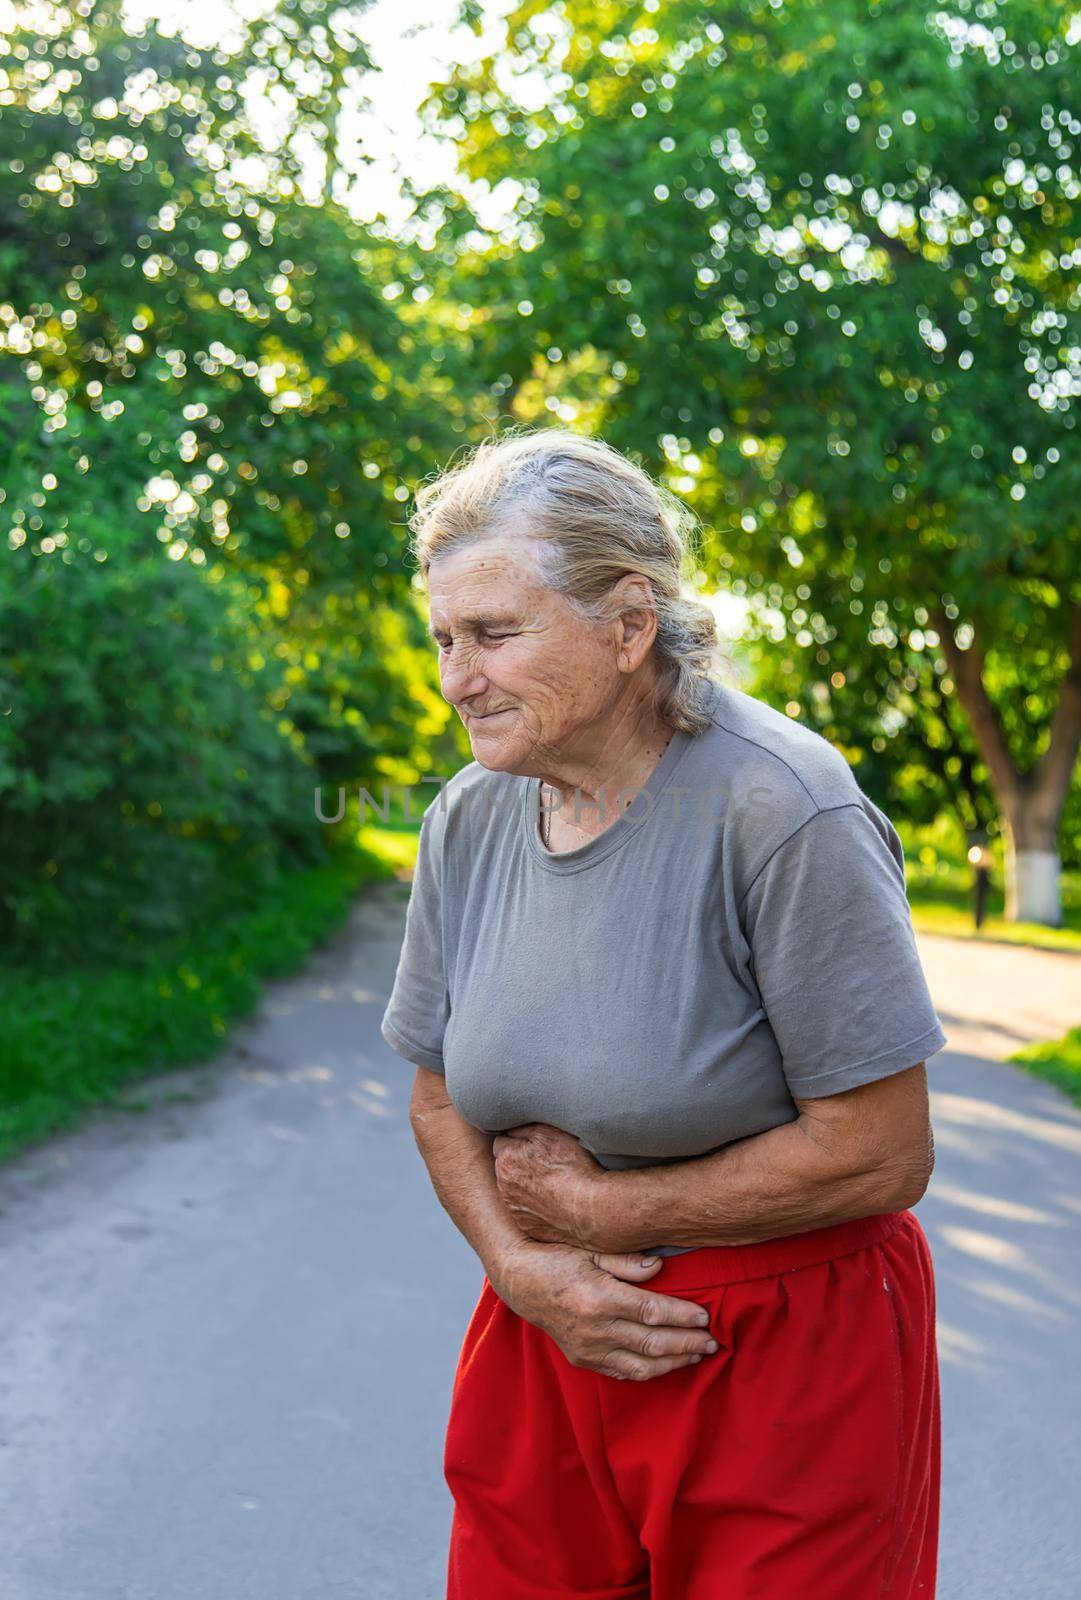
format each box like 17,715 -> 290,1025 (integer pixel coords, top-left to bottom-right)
380,674 -> 948,1255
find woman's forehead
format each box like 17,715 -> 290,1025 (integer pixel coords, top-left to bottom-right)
428,538 -> 544,607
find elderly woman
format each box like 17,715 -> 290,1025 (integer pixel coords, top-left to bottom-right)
380,429 -> 947,1600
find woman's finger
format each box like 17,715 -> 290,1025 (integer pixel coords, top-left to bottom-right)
596,1316 -> 718,1362
595,1347 -> 708,1382
589,1251 -> 665,1279
588,1258 -> 714,1332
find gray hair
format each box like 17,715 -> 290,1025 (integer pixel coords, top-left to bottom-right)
408,427 -> 726,735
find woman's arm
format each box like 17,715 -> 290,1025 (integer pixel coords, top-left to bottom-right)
408,1064 -> 535,1269
407,1066 -> 721,1379
492,1062 -> 934,1253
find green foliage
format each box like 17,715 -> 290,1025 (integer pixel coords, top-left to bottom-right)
740,628 -> 1081,867
0,534 -> 323,953
1009,1025 -> 1081,1107
0,830 -> 408,1163
415,0 -> 1080,851
904,864 -> 1081,952
0,0 -> 463,961
0,0 -> 464,598
5,0 -> 1081,1158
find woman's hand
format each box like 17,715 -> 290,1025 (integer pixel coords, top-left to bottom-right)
491,1124 -> 608,1248
486,1238 -> 720,1381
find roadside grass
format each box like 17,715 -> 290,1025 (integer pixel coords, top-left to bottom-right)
907,889 -> 1081,954
1007,1027 -> 1081,1111
899,824 -> 1081,1106
0,817 -> 423,1167
901,832 -> 1081,955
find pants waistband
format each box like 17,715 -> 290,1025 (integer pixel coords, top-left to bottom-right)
641,1209 -> 909,1290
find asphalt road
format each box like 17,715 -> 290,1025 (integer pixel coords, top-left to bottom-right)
1,881 -> 1079,1600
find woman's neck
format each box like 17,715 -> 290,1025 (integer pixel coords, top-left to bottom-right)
538,696 -> 675,838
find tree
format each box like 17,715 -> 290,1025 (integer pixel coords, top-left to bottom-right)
0,0 -> 463,775
0,0 -> 465,944
416,0 -> 1081,923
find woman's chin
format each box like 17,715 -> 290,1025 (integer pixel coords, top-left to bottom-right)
468,723 -> 523,771
470,742 -> 516,772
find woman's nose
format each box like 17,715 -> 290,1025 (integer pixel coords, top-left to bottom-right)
439,651 -> 489,709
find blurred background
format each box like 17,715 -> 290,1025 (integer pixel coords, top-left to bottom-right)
3,0 -> 1079,1157
2,4 -> 1080,1596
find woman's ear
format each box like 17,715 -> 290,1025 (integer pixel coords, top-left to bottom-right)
611,575 -> 659,672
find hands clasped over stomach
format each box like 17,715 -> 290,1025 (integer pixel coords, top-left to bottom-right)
488,1241 -> 720,1382
490,1122 -> 719,1381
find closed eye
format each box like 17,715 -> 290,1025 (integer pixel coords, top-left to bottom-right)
435,632 -> 514,646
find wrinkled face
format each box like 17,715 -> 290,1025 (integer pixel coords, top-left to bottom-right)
426,537 -> 619,775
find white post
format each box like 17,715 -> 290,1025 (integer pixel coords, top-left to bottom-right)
1006,848 -> 1063,927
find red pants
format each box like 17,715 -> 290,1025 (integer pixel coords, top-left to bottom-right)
444,1209 -> 940,1599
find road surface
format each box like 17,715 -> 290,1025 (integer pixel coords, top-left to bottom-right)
0,882 -> 1079,1599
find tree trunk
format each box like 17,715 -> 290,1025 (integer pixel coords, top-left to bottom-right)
1002,794 -> 1064,927
932,604 -> 1081,929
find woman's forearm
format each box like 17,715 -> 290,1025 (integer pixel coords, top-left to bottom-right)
580,1113 -> 927,1254
408,1068 -> 533,1273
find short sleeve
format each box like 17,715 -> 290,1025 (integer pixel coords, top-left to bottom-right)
738,800 -> 948,1098
380,803 -> 449,1073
